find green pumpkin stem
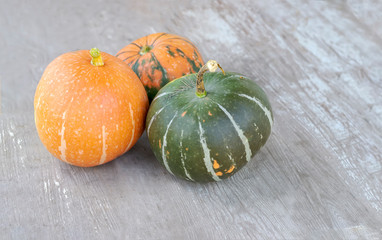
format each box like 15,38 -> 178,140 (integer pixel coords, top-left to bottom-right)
139,45 -> 152,55
90,48 -> 104,66
196,60 -> 225,98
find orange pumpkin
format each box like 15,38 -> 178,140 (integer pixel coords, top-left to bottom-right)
116,32 -> 204,100
34,48 -> 149,167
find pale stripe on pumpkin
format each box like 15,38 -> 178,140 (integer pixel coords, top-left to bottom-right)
99,125 -> 107,164
147,106 -> 166,138
179,130 -> 194,181
34,95 -> 42,125
225,147 -> 235,164
35,94 -> 42,110
217,103 -> 252,163
153,92 -> 171,102
162,114 -> 177,176
198,120 -> 221,181
58,111 -> 68,163
124,103 -> 135,153
237,93 -> 273,128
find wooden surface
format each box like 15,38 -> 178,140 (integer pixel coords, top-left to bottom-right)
1,0 -> 382,239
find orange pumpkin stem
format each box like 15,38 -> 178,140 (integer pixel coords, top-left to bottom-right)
196,60 -> 225,98
90,48 -> 104,66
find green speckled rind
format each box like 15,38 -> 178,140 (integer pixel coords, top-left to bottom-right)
146,72 -> 273,182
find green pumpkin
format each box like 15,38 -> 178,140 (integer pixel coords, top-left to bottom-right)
146,60 -> 273,182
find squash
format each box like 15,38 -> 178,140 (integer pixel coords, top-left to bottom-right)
34,48 -> 149,167
146,60 -> 273,182
116,32 -> 204,101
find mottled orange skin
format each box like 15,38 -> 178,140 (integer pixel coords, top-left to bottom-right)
34,50 -> 149,167
116,33 -> 204,100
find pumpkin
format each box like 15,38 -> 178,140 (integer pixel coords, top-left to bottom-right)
116,32 -> 204,101
146,60 -> 273,182
34,48 -> 149,167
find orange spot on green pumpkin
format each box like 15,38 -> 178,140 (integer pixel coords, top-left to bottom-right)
216,172 -> 223,176
159,139 -> 161,149
185,147 -> 189,151
181,111 -> 187,117
213,160 -> 220,169
226,165 -> 235,173
208,111 -> 212,116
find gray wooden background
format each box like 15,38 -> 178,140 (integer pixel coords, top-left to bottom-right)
1,0 -> 382,239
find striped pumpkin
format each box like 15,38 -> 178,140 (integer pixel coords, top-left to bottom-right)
146,60 -> 273,182
116,32 -> 204,101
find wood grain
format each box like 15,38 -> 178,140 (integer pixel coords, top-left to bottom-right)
1,0 -> 381,239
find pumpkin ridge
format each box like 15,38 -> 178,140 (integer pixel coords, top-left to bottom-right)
93,64 -> 131,163
116,50 -> 138,58
161,113 -> 178,175
131,58 -> 142,79
197,118 -> 222,181
147,95 -> 191,139
122,53 -> 140,62
206,73 -> 273,127
109,68 -> 140,154
58,110 -> 68,163
210,99 -> 252,163
130,42 -> 142,49
152,92 -> 172,102
179,130 -> 194,181
154,40 -> 198,55
146,105 -> 166,138
236,93 -> 273,128
151,32 -> 168,46
193,50 -> 201,62
123,102 -> 135,153
150,52 -> 168,87
180,78 -> 195,88
175,48 -> 186,58
127,58 -> 138,65
56,53 -> 94,163
185,56 -> 200,73
159,37 -> 199,50
165,46 -> 175,57
147,92 -> 192,131
178,99 -> 227,181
